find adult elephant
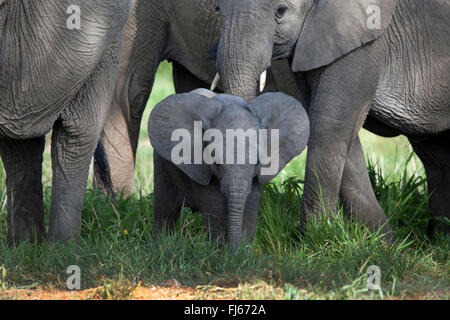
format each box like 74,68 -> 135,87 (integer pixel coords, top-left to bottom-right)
92,0 -> 300,195
0,0 -> 133,243
214,0 -> 450,238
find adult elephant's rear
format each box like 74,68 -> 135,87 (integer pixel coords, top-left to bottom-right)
0,0 -> 132,243
215,0 -> 450,237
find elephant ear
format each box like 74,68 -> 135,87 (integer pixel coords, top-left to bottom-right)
148,93 -> 222,185
292,0 -> 397,72
248,93 -> 309,184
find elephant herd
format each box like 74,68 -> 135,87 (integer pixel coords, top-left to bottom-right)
0,0 -> 448,250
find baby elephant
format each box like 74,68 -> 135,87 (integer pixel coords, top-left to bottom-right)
149,89 -> 309,252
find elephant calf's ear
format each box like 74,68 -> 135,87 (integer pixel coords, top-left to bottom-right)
292,0 -> 397,71
248,93 -> 310,184
148,93 -> 222,186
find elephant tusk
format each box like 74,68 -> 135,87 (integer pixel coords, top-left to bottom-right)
210,73 -> 221,91
259,70 -> 267,92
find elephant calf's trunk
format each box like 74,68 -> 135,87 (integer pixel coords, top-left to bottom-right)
226,189 -> 249,253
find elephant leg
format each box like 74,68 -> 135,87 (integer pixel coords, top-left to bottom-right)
409,134 -> 450,237
93,2 -> 168,195
242,183 -> 262,243
0,137 -> 46,244
194,184 -> 227,242
153,154 -> 183,233
300,49 -> 381,232
48,42 -> 120,241
201,206 -> 227,242
339,136 -> 395,241
172,62 -> 211,93
93,83 -> 149,196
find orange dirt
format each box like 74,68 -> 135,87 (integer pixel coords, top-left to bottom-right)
1,285 -> 230,300
1,282 -> 445,300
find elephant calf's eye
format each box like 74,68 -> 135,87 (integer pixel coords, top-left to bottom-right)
275,4 -> 288,18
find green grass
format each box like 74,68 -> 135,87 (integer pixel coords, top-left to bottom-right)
0,62 -> 448,300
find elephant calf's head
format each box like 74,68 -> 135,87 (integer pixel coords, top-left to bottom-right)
149,89 -> 309,252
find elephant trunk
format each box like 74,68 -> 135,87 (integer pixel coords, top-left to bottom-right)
216,10 -> 273,101
225,185 -> 250,253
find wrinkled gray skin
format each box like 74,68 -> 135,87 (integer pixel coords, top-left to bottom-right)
0,0 -> 133,243
148,89 -> 309,252
215,0 -> 450,238
92,0 -> 300,195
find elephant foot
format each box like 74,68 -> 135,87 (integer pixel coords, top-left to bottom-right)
7,219 -> 46,246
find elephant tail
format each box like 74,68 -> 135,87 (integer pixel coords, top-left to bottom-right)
94,141 -> 113,194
